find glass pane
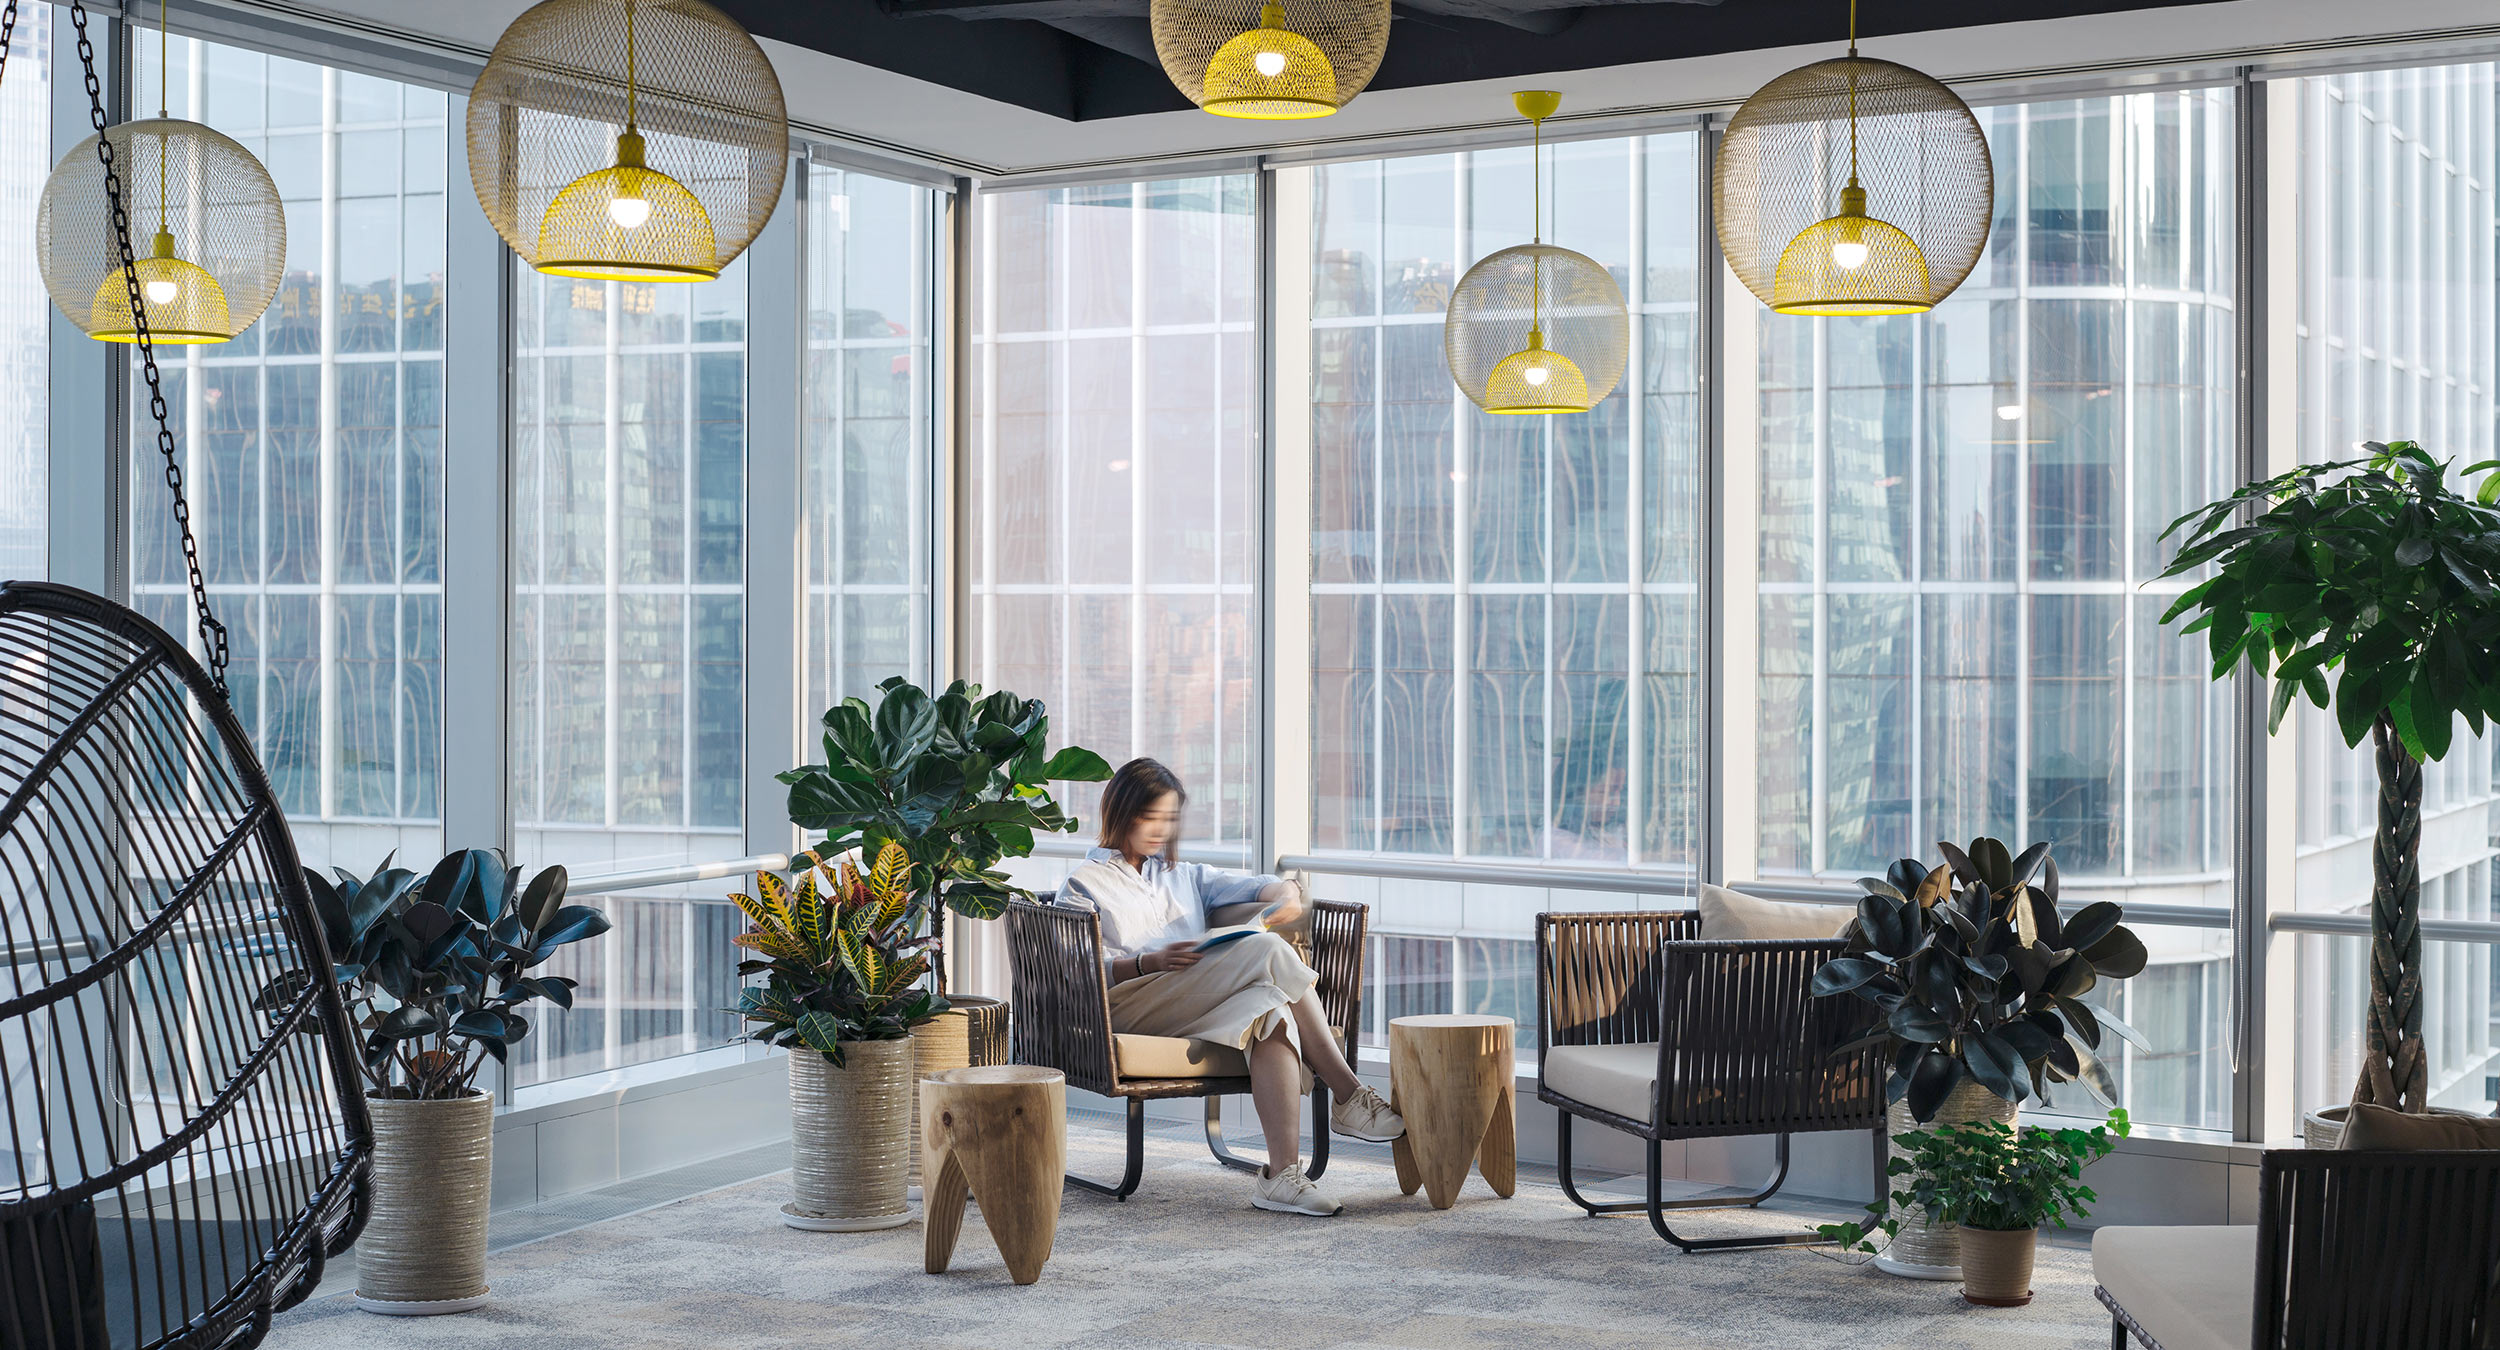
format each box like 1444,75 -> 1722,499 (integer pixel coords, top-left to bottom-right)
129,37 -> 443,872
969,176 -> 1258,850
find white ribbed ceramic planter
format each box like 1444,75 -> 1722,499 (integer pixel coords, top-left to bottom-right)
356,1091 -> 492,1315
1875,1081 -> 2018,1281
784,1039 -> 913,1232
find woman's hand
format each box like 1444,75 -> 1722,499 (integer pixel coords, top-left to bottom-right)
1260,878 -> 1308,925
1142,940 -> 1203,974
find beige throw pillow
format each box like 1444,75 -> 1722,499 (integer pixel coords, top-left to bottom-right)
2338,1102 -> 2500,1151
1696,883 -> 1855,942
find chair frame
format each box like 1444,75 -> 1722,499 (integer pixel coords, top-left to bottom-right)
1005,895 -> 1367,1199
1536,910 -> 1886,1252
2099,1146 -> 2500,1349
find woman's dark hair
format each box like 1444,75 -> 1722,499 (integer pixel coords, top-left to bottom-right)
1098,758 -> 1187,859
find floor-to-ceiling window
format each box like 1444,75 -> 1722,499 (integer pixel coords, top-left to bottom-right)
966,176 -> 1260,862
2287,62 -> 2499,1119
0,3 -> 46,579
804,156 -> 938,713
509,248 -> 749,1087
1754,90 -> 2239,1129
1299,131 -> 1706,1046
129,35 -> 446,875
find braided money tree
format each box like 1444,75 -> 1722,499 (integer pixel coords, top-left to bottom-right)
2158,441 -> 2500,1113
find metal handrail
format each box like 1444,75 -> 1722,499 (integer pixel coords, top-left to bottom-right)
2269,910 -> 2500,944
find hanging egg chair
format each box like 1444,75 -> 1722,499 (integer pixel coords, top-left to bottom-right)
1,12 -> 372,1349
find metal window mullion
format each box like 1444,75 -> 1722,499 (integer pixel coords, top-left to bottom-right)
316,67 -> 341,826
1808,318 -> 1828,876
604,281 -> 622,831
1907,308 -> 1926,856
1128,183 -> 1146,766
1450,151 -> 1473,860
1368,169 -> 1388,851
2119,95 -> 2142,882
1624,137 -> 1648,872
2014,104 -> 2035,848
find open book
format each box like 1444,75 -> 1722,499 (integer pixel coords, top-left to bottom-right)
1194,900 -> 1290,953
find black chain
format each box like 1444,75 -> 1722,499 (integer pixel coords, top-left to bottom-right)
69,0 -> 230,695
0,3 -> 20,91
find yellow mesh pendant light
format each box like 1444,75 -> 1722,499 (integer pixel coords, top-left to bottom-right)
1714,0 -> 1991,316
470,0 -> 786,282
1444,93 -> 1628,416
37,1 -> 281,344
1151,0 -> 1388,120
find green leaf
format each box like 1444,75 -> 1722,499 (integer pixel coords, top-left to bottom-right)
1039,746 -> 1114,782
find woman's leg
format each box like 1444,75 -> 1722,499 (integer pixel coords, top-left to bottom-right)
1247,1021 -> 1304,1173
1287,990 -> 1361,1098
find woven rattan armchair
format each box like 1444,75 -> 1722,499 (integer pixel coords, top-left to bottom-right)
1005,894 -> 1368,1199
1535,910 -> 1885,1252
2097,1148 -> 2500,1349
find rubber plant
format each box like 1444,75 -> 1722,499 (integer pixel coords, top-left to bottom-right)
776,677 -> 1111,988
731,839 -> 946,1065
2156,440 -> 2500,1113
252,848 -> 611,1099
1812,838 -> 2152,1120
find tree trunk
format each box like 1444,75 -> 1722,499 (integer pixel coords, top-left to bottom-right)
2353,715 -> 2428,1113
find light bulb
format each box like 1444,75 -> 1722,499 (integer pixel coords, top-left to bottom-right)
1831,239 -> 1870,270
145,279 -> 181,305
1523,364 -> 1550,387
1996,403 -> 2023,422
608,193 -> 652,230
1254,49 -> 1288,77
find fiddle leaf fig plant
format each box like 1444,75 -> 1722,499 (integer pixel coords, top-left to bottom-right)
2156,441 -> 2500,1113
1813,838 -> 2151,1121
251,848 -> 611,1100
777,676 -> 1111,925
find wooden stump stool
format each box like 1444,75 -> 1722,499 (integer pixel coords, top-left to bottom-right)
1388,1014 -> 1517,1210
921,1065 -> 1066,1285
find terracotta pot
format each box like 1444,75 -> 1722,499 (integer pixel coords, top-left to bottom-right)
1874,1080 -> 2018,1281
356,1091 -> 492,1315
785,1039 -> 914,1231
1957,1225 -> 2037,1307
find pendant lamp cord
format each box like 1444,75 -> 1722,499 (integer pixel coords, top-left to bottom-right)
159,0 -> 169,235
68,0 -> 231,694
1845,0 -> 1860,188
624,0 -> 638,133
1530,108 -> 1543,336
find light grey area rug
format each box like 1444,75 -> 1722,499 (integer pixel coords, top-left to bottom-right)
268,1124 -> 2117,1349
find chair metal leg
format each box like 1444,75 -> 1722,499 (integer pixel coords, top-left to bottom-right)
1554,1108 -> 1646,1215
2111,1315 -> 2129,1350
1204,1083 -> 1335,1179
1065,1096 -> 1146,1201
1645,1136 -> 1832,1253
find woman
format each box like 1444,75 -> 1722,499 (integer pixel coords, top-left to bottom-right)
1060,758 -> 1403,1216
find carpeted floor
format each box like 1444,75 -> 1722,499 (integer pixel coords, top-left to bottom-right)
268,1123 -> 2116,1349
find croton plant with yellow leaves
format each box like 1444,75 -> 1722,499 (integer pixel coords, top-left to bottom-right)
730,840 -> 948,1066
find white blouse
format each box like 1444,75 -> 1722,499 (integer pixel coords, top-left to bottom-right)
1058,848 -> 1280,962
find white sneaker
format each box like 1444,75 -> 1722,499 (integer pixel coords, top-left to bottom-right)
1331,1085 -> 1406,1142
1251,1162 -> 1342,1216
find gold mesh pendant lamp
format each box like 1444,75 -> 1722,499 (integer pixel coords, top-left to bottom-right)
37,1 -> 282,344
1151,0 -> 1389,120
1714,0 -> 1991,316
470,0 -> 787,282
1444,92 -> 1628,415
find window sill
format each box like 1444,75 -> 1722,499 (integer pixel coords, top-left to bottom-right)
501,1043 -> 781,1127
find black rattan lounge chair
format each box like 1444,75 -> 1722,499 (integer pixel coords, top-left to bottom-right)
1004,894 -> 1367,1199
1535,909 -> 1886,1251
0,583 -> 371,1350
2097,1147 -> 2500,1349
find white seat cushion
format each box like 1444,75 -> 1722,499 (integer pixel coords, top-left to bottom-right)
1543,1042 -> 1658,1124
2091,1225 -> 2255,1350
1697,883 -> 1855,942
1113,1033 -> 1247,1078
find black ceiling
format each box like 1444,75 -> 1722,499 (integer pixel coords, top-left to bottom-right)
712,0 -> 2233,122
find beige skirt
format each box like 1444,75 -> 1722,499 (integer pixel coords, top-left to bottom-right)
1108,931 -> 1318,1058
